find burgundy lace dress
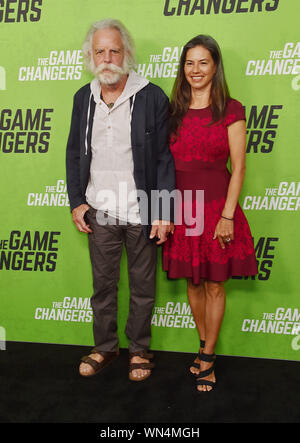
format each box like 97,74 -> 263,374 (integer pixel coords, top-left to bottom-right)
163,99 -> 258,283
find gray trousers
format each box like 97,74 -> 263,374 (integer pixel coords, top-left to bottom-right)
86,208 -> 157,353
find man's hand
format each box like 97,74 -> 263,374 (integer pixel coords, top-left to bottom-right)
72,204 -> 92,233
150,220 -> 174,245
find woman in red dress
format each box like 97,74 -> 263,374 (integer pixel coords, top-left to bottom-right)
163,35 -> 258,392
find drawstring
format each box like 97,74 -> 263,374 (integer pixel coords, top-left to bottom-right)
130,94 -> 136,123
85,91 -> 92,155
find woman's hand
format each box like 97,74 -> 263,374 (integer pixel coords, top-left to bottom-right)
150,220 -> 175,245
213,217 -> 234,249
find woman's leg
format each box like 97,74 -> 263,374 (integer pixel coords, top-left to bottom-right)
197,280 -> 226,391
187,278 -> 206,374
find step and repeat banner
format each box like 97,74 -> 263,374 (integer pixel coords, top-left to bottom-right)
0,0 -> 299,361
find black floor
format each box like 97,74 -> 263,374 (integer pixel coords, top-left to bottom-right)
1,341 -> 299,424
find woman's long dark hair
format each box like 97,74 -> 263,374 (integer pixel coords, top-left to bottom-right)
169,35 -> 230,141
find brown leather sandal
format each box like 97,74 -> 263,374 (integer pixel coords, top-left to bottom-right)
129,350 -> 155,382
79,350 -> 119,377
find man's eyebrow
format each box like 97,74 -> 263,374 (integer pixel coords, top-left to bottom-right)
94,47 -> 122,51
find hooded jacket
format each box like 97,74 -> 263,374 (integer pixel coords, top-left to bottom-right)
66,72 -> 176,239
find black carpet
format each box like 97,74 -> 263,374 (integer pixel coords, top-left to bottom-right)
1,341 -> 299,424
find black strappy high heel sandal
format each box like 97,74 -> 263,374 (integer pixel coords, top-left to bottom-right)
196,352 -> 216,392
190,339 -> 206,374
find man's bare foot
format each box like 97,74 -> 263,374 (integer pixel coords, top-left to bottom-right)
130,355 -> 151,380
129,352 -> 154,381
79,353 -> 104,376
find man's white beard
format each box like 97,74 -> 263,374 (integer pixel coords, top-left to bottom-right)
94,62 -> 128,85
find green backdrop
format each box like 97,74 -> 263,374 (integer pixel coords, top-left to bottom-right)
1,0 -> 300,361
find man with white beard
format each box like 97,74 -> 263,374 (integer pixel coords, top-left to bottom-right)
66,19 -> 175,381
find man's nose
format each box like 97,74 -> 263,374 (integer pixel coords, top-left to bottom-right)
103,50 -> 112,63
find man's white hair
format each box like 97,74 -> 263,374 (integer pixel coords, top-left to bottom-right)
82,19 -> 136,74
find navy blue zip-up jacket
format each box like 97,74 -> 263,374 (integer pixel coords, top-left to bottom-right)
66,80 -> 176,240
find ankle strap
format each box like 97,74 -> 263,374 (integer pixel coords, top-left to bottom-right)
200,352 -> 216,363
129,350 -> 154,360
